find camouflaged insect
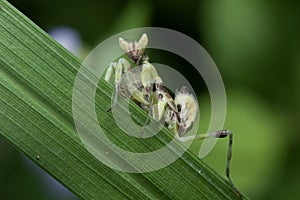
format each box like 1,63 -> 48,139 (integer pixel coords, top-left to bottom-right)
105,33 -> 200,137
104,33 -> 243,198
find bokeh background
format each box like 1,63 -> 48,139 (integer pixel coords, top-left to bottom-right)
1,0 -> 300,199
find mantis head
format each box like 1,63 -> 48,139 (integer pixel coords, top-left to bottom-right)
118,33 -> 148,63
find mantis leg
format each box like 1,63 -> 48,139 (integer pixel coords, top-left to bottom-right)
178,130 -> 242,198
140,61 -> 171,121
140,83 -> 166,136
107,58 -> 132,112
104,62 -> 116,83
140,62 -> 163,87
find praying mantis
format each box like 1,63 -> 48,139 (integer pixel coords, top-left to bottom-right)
104,33 -> 242,198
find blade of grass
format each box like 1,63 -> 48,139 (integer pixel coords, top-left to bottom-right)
0,0 -> 245,199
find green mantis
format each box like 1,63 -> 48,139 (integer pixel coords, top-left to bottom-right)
104,33 -> 243,198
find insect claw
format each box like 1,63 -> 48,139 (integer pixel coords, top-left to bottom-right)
139,116 -> 150,137
178,125 -> 187,137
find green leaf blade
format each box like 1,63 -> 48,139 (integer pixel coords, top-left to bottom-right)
0,0 -> 245,199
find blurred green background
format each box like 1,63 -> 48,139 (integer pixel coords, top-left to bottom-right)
1,0 -> 300,199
